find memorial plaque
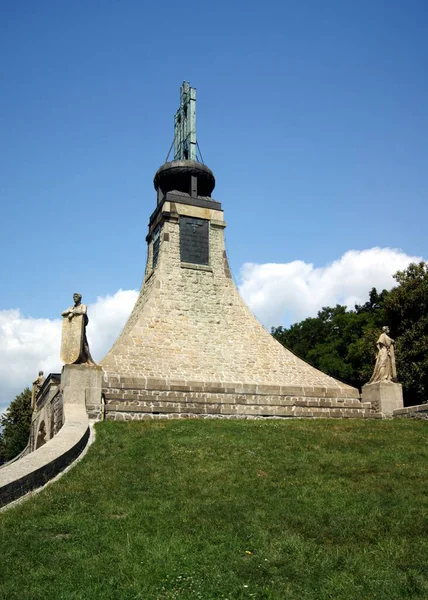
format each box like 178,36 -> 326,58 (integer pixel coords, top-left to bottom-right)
60,314 -> 84,364
180,216 -> 209,265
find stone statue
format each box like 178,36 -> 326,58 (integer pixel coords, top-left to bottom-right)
31,370 -> 45,409
60,293 -> 96,365
369,326 -> 397,384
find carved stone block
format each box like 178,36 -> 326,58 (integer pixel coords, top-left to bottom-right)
60,314 -> 84,364
362,381 -> 404,417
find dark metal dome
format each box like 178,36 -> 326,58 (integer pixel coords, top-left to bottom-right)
154,160 -> 215,198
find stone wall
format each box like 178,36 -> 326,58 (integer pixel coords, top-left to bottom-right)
393,404 -> 428,420
30,375 -> 63,451
0,424 -> 89,509
103,375 -> 375,420
0,365 -> 101,508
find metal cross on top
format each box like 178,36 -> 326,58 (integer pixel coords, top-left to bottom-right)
174,81 -> 197,161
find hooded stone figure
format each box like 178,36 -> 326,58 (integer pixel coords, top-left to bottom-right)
31,370 -> 45,409
369,326 -> 397,384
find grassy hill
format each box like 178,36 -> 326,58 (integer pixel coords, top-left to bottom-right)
1,419 -> 428,599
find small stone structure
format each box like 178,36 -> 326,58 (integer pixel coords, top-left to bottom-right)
393,404 -> 428,420
30,373 -> 62,451
0,365 -> 100,507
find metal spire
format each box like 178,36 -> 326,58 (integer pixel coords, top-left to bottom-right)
174,82 -> 197,161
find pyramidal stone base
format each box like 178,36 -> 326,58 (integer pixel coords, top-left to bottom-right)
100,164 -> 371,420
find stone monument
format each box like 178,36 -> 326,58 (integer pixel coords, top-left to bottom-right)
31,370 -> 45,410
97,82 -> 371,420
61,293 -> 95,365
362,326 -> 403,416
60,293 -> 103,421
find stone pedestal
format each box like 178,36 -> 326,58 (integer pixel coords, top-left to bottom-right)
61,364 -> 103,420
362,381 -> 404,417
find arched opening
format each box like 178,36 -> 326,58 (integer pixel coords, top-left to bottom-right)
36,421 -> 47,449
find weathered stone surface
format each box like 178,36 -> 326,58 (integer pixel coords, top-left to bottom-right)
100,198 -> 359,402
61,294 -> 96,365
60,314 -> 84,364
101,377 -> 374,420
362,381 -> 403,417
31,371 -> 45,410
394,404 -> 428,420
62,364 -> 103,414
30,374 -> 62,451
368,326 -> 397,384
0,365 -> 100,508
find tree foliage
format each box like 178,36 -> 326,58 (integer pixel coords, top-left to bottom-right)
0,388 -> 32,464
272,288 -> 387,391
272,264 -> 428,406
384,262 -> 428,405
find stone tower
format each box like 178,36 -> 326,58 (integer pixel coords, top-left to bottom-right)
100,83 -> 367,419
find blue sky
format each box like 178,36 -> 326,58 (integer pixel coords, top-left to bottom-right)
0,1 -> 427,407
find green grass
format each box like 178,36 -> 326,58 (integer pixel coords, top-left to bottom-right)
1,420 -> 428,599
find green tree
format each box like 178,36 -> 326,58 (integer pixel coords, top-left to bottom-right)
0,388 -> 32,464
384,262 -> 428,405
272,288 -> 388,391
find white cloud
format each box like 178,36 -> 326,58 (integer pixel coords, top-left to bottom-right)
0,310 -> 62,414
238,247 -> 422,329
86,289 -> 139,360
0,290 -> 138,414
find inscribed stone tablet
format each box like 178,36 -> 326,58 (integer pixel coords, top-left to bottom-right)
60,314 -> 84,364
180,216 -> 209,265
